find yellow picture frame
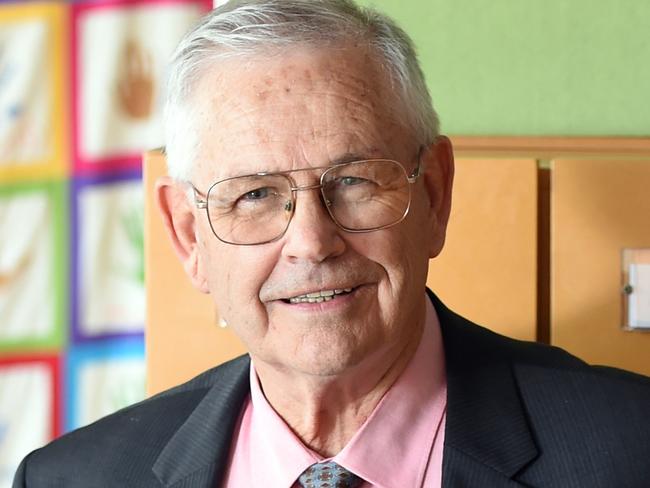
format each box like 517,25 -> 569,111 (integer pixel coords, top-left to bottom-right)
0,2 -> 68,182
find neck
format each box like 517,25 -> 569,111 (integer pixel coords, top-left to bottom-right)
253,321 -> 424,457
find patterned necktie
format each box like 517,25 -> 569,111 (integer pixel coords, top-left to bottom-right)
297,461 -> 362,488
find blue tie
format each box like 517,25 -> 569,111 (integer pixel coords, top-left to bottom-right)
297,461 -> 362,488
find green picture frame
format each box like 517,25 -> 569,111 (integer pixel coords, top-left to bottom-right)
0,180 -> 67,351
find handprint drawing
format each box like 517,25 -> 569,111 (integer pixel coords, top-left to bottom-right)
116,39 -> 155,120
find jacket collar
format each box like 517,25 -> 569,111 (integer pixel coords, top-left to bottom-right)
429,290 -> 538,486
152,355 -> 251,488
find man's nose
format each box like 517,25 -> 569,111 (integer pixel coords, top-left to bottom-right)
280,187 -> 345,263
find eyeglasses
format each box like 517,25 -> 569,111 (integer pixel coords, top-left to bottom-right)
190,158 -> 421,245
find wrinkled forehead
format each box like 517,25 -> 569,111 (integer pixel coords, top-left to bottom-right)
189,46 -> 414,182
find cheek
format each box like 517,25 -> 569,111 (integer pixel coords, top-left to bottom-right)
379,221 -> 431,294
346,231 -> 417,290
205,245 -> 278,317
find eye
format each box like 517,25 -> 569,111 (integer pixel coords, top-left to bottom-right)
241,187 -> 271,200
338,176 -> 367,186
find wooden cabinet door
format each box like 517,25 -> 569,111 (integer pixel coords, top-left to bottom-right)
551,158 -> 650,376
427,158 -> 538,341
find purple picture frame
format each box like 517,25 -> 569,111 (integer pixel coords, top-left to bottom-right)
71,168 -> 144,343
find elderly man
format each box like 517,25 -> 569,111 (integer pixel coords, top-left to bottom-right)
14,0 -> 650,487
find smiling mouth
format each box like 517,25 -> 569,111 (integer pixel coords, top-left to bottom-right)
284,288 -> 354,304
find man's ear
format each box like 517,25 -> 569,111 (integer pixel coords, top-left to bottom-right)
155,176 -> 210,293
420,135 -> 454,259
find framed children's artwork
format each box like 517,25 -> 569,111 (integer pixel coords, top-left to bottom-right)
72,171 -> 145,340
72,0 -> 211,174
0,355 -> 60,486
0,2 -> 67,181
65,338 -> 145,431
0,181 -> 67,351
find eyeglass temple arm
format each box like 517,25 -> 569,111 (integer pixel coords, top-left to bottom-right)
188,183 -> 208,209
407,151 -> 423,184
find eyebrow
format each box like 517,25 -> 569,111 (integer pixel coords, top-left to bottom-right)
329,150 -> 380,165
213,149 -> 382,183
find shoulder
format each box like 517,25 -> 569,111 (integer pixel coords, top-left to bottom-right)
433,293 -> 650,483
440,295 -> 650,398
431,288 -> 650,386
435,295 -> 650,447
491,326 -> 650,413
507,341 -> 650,483
14,355 -> 250,488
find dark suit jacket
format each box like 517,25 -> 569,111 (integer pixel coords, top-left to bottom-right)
14,292 -> 650,487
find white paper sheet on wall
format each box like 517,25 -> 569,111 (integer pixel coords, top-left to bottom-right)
0,20 -> 50,165
0,364 -> 51,487
78,179 -> 144,336
77,357 -> 145,428
0,191 -> 54,342
77,3 -> 204,162
628,263 -> 650,329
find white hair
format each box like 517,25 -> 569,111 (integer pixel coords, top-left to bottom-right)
164,0 -> 439,181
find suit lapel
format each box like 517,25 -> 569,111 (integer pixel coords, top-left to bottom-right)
152,356 -> 251,488
429,291 -> 538,487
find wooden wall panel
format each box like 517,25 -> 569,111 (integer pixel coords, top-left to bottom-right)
427,158 -> 538,341
551,158 -> 650,376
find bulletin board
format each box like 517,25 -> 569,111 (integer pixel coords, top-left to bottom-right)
0,2 -> 211,486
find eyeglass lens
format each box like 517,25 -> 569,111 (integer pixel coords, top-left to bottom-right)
205,160 -> 411,245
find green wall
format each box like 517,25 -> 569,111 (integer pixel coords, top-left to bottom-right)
363,0 -> 650,136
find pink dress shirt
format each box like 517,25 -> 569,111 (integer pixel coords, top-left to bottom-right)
223,297 -> 447,487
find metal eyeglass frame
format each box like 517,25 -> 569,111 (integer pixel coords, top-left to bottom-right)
189,157 -> 422,246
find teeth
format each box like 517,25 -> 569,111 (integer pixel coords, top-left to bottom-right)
288,288 -> 353,304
